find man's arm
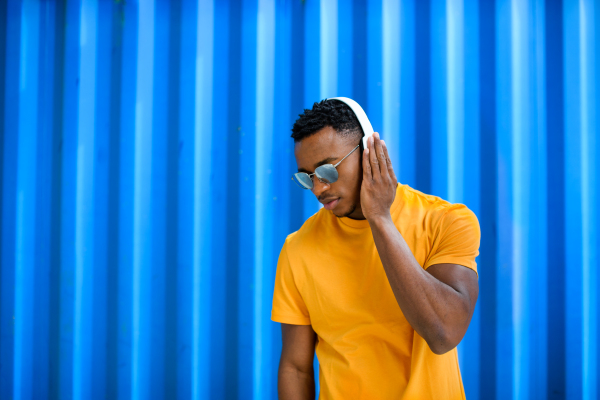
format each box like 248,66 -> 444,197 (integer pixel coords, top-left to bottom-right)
278,323 -> 317,400
370,217 -> 478,354
360,133 -> 479,355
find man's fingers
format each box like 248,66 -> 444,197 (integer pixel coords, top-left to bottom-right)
381,140 -> 397,183
373,133 -> 389,179
363,145 -> 373,181
368,136 -> 381,180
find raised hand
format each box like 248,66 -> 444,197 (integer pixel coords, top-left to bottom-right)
360,132 -> 398,221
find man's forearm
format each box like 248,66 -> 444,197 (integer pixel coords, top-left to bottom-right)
278,365 -> 315,400
368,214 -> 471,354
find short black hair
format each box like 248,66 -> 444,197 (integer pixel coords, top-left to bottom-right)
291,99 -> 364,143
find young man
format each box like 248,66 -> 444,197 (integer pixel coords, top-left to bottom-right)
272,99 -> 480,399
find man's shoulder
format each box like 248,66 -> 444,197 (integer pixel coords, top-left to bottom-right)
396,185 -> 478,230
282,208 -> 329,251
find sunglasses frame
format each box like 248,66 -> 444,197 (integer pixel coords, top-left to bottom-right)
292,144 -> 361,190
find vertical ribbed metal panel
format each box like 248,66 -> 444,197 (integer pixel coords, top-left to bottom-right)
0,1 -> 598,399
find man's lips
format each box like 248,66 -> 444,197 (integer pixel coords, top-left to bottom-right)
321,198 -> 340,210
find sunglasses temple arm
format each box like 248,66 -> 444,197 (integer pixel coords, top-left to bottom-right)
334,144 -> 360,168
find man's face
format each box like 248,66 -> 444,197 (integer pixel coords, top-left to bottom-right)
294,126 -> 365,219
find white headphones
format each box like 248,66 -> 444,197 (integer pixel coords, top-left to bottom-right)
328,97 -> 374,150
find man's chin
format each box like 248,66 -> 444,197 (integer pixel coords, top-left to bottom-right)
333,203 -> 357,219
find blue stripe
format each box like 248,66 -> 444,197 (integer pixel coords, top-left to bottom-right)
430,0 -> 448,199
73,1 -> 97,398
0,0 -> 19,396
382,0 -> 400,173
579,2 -> 597,399
414,0 -> 431,193
132,0 -> 154,398
398,0 -> 416,187
320,0 -> 338,99
254,1 -> 275,398
14,1 -> 40,399
545,0 -> 567,397
563,1 -> 584,398
238,0 -> 257,396
457,0 -> 481,396
116,2 -> 138,399
302,0 -> 321,222
495,1 -> 514,398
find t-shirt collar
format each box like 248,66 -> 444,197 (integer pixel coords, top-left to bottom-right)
336,183 -> 403,229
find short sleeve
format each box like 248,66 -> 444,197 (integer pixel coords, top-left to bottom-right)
271,240 -> 311,325
423,205 -> 481,274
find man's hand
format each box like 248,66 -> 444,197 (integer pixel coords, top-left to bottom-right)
361,132 -> 398,221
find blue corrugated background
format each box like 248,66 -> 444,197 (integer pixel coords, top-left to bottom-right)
0,0 -> 599,399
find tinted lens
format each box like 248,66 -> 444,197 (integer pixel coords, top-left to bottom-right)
315,164 -> 338,184
293,172 -> 313,189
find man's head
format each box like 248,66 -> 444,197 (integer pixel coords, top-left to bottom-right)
291,99 -> 365,219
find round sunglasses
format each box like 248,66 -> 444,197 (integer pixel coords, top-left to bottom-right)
292,144 -> 360,190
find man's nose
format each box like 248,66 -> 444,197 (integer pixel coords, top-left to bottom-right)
311,178 -> 330,197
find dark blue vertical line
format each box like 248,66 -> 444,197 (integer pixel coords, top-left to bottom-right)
116,2 -> 138,397
289,0 -> 305,233
35,5 -> 58,396
592,7 -> 600,397
59,2 -> 80,397
352,0 -> 368,110
150,2 -> 169,396
414,0 -> 431,194
479,0 -> 497,398
226,0 -> 241,399
165,1 -> 181,398
0,0 -> 7,393
106,1 -> 124,398
545,0 -> 565,398
0,0 -> 5,285
48,2 -> 66,399
210,2 -> 230,397
0,1 -> 19,396
239,0 -> 257,394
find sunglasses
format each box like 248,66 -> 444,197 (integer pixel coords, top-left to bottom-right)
292,144 -> 360,190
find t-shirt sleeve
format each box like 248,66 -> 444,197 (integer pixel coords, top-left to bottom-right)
423,205 -> 481,274
271,240 -> 311,325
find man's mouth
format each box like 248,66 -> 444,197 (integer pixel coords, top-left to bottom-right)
322,198 -> 340,210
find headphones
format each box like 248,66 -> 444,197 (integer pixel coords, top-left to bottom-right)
328,97 -> 374,150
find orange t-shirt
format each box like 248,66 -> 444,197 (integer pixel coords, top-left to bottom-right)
271,183 -> 480,399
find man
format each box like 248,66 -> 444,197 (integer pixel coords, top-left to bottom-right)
271,99 -> 480,399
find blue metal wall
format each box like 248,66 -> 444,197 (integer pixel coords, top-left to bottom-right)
0,0 -> 599,399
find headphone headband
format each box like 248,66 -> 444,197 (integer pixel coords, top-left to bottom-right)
328,97 -> 374,150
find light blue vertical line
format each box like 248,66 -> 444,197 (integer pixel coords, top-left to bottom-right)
73,1 -> 97,399
320,0 -> 337,99
579,1 -> 597,399
446,0 -> 464,204
533,0 -> 548,396
254,2 -> 275,398
399,0 -> 415,187
194,0 -> 213,398
563,0 -> 584,397
176,1 -> 197,398
132,0 -> 154,399
495,0 -> 514,397
116,2 -> 137,398
336,0 -> 352,96
510,1 -> 532,398
445,0 -> 466,377
382,0 -> 400,171
430,0 -> 448,198
14,1 -> 39,398
456,0 -> 480,397
303,0 -> 321,222
366,0 -> 382,133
